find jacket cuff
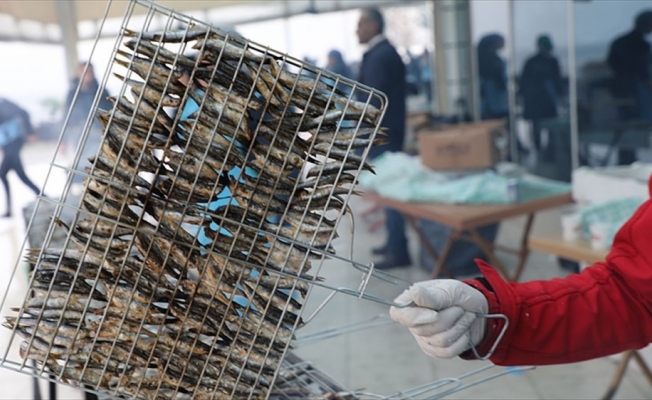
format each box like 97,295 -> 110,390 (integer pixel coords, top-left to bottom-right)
459,259 -> 517,363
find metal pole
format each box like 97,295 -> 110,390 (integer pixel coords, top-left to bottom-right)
283,0 -> 292,55
507,0 -> 518,163
426,0 -> 437,115
433,0 -> 450,116
467,1 -> 480,121
54,0 -> 79,82
432,0 -> 475,119
567,0 -> 580,170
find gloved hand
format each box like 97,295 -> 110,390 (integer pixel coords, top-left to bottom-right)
389,279 -> 488,359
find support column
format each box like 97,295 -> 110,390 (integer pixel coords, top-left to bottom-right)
507,0 -> 518,162
567,0 -> 579,170
433,0 -> 478,121
55,0 -> 79,82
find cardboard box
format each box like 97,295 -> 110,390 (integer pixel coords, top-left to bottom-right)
417,120 -> 506,170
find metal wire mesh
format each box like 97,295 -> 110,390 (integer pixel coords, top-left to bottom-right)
0,1 -> 387,398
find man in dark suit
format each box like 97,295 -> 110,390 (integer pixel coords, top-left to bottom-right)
356,8 -> 410,270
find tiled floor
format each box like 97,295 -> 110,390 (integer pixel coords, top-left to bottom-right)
0,142 -> 649,399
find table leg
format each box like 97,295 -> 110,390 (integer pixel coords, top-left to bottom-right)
511,214 -> 535,282
632,350 -> 652,386
431,232 -> 457,279
84,388 -> 98,400
49,377 -> 56,400
468,228 -> 512,281
403,215 -> 453,278
602,350 -> 634,400
32,359 -> 42,400
601,129 -> 623,167
600,349 -> 652,400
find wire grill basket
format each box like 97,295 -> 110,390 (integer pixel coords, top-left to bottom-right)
0,1 -> 387,398
0,1 -> 525,399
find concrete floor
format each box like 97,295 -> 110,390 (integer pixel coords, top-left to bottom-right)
0,142 -> 649,399
292,194 -> 651,400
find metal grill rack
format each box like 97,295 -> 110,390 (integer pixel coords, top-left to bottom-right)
0,1 -> 526,399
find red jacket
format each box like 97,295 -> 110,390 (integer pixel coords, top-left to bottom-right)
463,177 -> 652,366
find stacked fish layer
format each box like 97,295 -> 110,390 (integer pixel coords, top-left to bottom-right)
4,25 -> 384,399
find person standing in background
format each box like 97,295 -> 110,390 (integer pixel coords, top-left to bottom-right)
478,34 -> 508,120
62,62 -> 111,186
0,98 -> 42,218
325,49 -> 354,95
356,7 -> 409,270
607,10 -> 652,165
420,49 -> 433,105
326,50 -> 353,80
519,34 -> 562,158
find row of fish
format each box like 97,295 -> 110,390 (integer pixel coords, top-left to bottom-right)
6,23 -> 382,399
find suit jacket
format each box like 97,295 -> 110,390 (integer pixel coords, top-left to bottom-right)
357,39 -> 406,159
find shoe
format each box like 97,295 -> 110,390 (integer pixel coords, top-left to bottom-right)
374,254 -> 412,270
1,212 -> 11,218
371,245 -> 388,256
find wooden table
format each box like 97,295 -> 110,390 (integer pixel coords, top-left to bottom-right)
364,192 -> 573,282
529,234 -> 608,264
529,234 -> 652,400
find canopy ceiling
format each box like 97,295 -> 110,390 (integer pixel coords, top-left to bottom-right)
0,1 -> 252,25
0,0 -> 413,44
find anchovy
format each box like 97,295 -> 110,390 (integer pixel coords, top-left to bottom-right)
193,37 -> 268,65
114,73 -> 182,108
115,50 -> 186,95
88,141 -> 156,190
268,58 -> 381,121
307,160 -> 375,178
74,216 -> 135,238
124,39 -> 197,70
297,172 -> 356,190
311,126 -> 381,141
124,27 -> 214,43
162,149 -> 222,184
194,78 -> 262,111
157,174 -> 224,203
108,95 -> 175,133
54,217 -> 131,257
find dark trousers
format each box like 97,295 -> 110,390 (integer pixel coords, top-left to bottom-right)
618,149 -> 637,165
0,138 -> 40,213
531,119 -> 543,151
385,208 -> 409,257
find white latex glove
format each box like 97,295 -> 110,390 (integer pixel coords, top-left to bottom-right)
389,279 -> 488,359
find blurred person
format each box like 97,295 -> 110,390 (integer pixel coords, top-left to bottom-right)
607,10 -> 652,165
389,173 -> 652,367
325,50 -> 353,96
0,98 -> 42,217
301,56 -> 318,79
405,49 -> 422,96
356,7 -> 409,270
420,49 -> 433,105
478,34 -> 508,120
326,50 -> 353,79
62,62 -> 111,185
519,35 -> 563,158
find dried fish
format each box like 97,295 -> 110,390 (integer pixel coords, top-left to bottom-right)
124,39 -> 197,71
194,37 -> 268,65
5,22 -> 386,399
115,50 -> 186,95
114,73 -> 182,108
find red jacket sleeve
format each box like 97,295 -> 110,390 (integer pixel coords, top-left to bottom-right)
462,196 -> 652,366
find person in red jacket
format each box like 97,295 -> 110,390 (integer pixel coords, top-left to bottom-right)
390,176 -> 652,366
